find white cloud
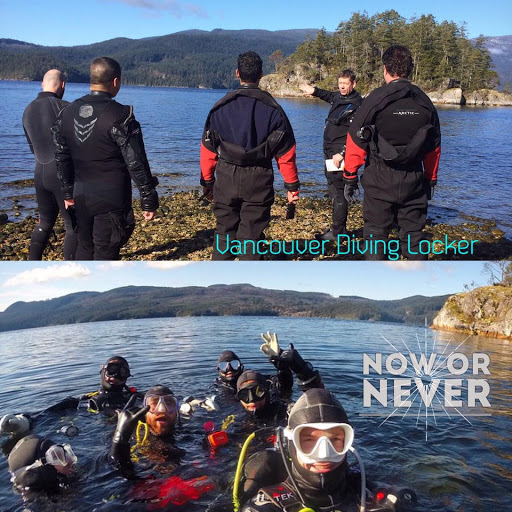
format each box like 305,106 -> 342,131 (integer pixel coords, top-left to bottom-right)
3,263 -> 90,287
381,262 -> 427,271
145,261 -> 194,270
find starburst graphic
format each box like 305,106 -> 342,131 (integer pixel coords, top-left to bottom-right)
360,322 -> 491,440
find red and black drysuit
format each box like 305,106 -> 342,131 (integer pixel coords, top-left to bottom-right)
344,79 -> 441,260
53,92 -> 158,260
312,87 -> 362,235
23,92 -> 77,260
200,84 -> 300,260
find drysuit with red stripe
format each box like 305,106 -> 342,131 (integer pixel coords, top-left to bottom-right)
200,84 -> 300,260
344,78 -> 441,260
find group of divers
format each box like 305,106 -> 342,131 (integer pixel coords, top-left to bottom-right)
0,333 -> 418,511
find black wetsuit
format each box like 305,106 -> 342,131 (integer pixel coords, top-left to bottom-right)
22,92 -> 77,260
313,88 -> 362,235
242,457 -> 365,512
53,91 -> 158,260
200,85 -> 300,260
345,79 -> 441,260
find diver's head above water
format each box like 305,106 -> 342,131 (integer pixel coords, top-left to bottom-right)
284,388 -> 353,487
100,355 -> 131,392
217,350 -> 244,386
236,370 -> 269,413
8,434 -> 77,493
144,385 -> 178,437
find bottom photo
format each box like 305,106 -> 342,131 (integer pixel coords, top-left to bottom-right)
0,261 -> 510,512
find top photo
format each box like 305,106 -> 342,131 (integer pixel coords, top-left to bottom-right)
1,1 -> 511,261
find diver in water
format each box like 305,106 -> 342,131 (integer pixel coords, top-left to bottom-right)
235,333 -> 323,426
109,385 -> 184,470
239,388 -> 414,512
0,355 -> 138,448
7,434 -> 78,496
79,355 -> 138,414
215,350 -> 245,394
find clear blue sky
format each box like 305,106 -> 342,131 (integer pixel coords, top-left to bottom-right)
1,0 -> 510,47
0,261 -> 488,312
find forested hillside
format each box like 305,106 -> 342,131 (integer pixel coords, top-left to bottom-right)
0,29 -> 316,88
0,284 -> 449,332
277,10 -> 498,94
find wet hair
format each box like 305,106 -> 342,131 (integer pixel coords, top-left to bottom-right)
237,51 -> 263,83
338,69 -> 356,82
90,57 -> 122,85
382,45 -> 413,79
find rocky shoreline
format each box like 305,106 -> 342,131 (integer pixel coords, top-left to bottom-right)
1,191 -> 511,261
432,285 -> 512,339
260,74 -> 512,106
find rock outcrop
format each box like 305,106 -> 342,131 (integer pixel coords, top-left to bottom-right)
427,88 -> 466,105
432,285 -> 512,339
464,88 -> 512,106
261,71 -> 512,106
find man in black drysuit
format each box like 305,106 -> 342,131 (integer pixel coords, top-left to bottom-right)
53,57 -> 159,260
200,51 -> 300,260
300,70 -> 363,240
22,69 -> 77,260
344,45 -> 441,260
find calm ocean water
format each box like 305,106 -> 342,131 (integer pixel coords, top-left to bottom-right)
0,316 -> 510,511
0,81 -> 511,235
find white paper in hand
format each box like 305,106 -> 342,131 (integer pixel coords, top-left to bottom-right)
325,159 -> 344,172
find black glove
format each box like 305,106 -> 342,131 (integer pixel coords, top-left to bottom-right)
269,343 -> 311,377
110,395 -> 149,463
344,183 -> 360,204
424,179 -> 436,200
112,395 -> 149,446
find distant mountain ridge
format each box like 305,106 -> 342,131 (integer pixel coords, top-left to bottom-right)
0,29 -> 318,88
484,35 -> 512,89
0,284 -> 449,332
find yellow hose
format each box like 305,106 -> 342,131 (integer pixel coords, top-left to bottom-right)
232,431 -> 256,512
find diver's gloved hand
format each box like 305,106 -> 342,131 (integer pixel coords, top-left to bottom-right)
278,344 -> 311,376
424,179 -> 436,200
344,183 -> 360,204
0,414 -> 31,436
112,395 -> 149,446
260,331 -> 281,359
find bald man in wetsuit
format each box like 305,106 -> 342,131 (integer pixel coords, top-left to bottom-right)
23,69 -> 77,260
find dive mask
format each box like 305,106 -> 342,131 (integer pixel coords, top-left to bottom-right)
101,362 -> 131,379
236,384 -> 266,403
217,360 -> 241,373
284,422 -> 354,464
44,443 -> 78,468
144,394 -> 178,414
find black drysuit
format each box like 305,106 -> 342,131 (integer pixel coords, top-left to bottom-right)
200,85 -> 300,260
313,88 -> 362,235
22,92 -> 77,260
53,91 -> 158,260
345,79 -> 441,260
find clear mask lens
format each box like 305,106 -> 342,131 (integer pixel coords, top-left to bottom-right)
144,394 -> 178,414
45,443 -> 78,468
287,423 -> 354,464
